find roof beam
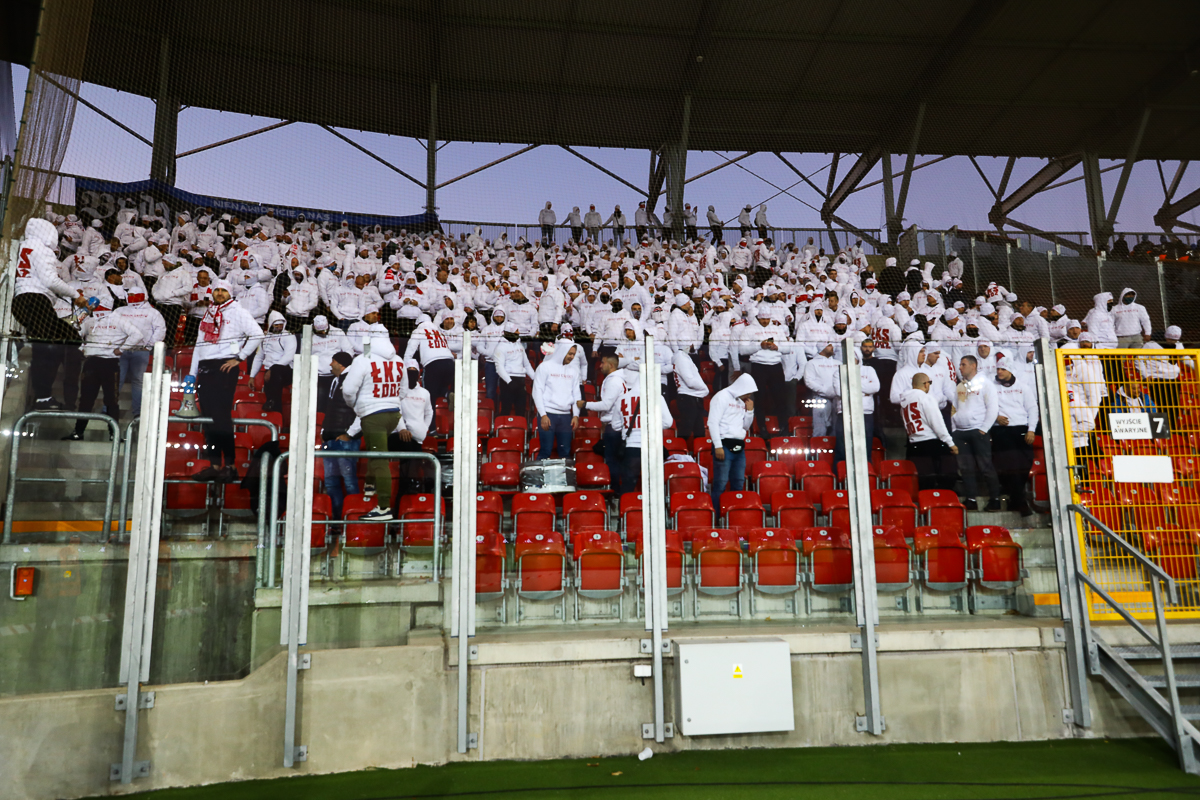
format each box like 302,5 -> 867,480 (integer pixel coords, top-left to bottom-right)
1167,161 -> 1190,202
988,155 -> 1082,228
821,149 -> 882,223
851,155 -> 954,193
176,120 -> 294,159
684,151 -> 753,184
827,214 -> 884,251
1003,218 -> 1090,254
436,144 -> 539,190
1104,107 -> 1151,231
1155,185 -> 1200,230
320,125 -> 425,189
39,74 -> 151,147
560,145 -> 647,197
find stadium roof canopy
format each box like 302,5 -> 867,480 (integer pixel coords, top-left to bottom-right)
4,0 -> 1200,160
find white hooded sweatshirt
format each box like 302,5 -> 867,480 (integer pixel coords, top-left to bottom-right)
531,340 -> 582,417
707,373 -> 757,443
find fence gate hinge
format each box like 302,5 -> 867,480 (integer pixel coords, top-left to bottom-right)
115,691 -> 155,711
109,761 -> 151,782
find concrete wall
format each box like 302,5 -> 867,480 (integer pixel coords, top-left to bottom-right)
0,621 -> 1164,800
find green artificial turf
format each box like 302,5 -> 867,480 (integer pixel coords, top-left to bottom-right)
118,738 -> 1200,800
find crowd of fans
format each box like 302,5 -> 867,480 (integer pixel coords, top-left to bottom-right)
10,200 -> 1194,522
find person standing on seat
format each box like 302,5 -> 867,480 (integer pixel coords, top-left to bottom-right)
951,355 -> 1001,511
493,322 -> 536,417
612,364 -> 675,495
404,313 -> 455,405
320,352 -> 359,519
900,371 -> 958,491
706,205 -> 723,243
532,340 -> 582,459
13,218 -> 89,410
707,373 -> 757,507
579,353 -> 627,493
62,302 -> 145,441
341,346 -> 406,521
109,287 -> 166,417
188,280 -> 263,483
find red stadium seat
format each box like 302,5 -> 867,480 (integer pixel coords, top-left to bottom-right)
665,461 -> 704,496
748,528 -> 801,612
965,525 -> 1025,590
720,490 -> 765,532
573,530 -> 625,608
671,491 -> 715,539
563,491 -> 607,538
475,529 -> 507,601
512,492 -> 556,534
772,490 -> 816,530
1028,459 -> 1049,513
918,490 -> 966,534
398,493 -> 443,548
836,459 -> 879,490
692,528 -> 743,610
1160,484 -> 1200,530
789,416 -> 813,437
480,462 -> 520,491
769,436 -> 810,472
871,489 -> 917,537
1144,526 -> 1200,582
493,416 -> 528,442
873,525 -> 912,592
744,436 -> 768,468
912,526 -> 968,592
795,460 -> 836,508
621,492 -> 644,540
799,527 -> 853,594
514,530 -> 567,599
475,492 -> 504,537
576,462 -> 611,491
342,493 -> 388,552
808,436 -> 837,462
752,461 -> 791,511
879,460 -> 919,503
310,494 -> 333,553
635,531 -> 686,600
820,489 -> 851,529
663,436 -> 688,457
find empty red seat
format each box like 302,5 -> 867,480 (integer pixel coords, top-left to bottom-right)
748,528 -> 801,600
836,459 -> 879,489
918,489 -> 966,534
820,489 -> 851,529
744,436 -> 768,468
879,460 -> 919,503
799,527 -> 853,593
965,525 -> 1025,590
873,525 -> 912,591
912,525 -> 967,591
1144,526 -> 1200,582
808,436 -> 836,462
721,490 -> 765,532
487,436 -> 524,465
620,492 -> 644,540
635,530 -> 686,597
475,492 -> 504,537
752,461 -> 792,510
398,493 -> 443,547
493,415 -> 528,438
663,437 -> 688,457
671,491 -> 715,538
576,462 -> 611,491
512,492 -> 556,534
573,530 -> 625,598
1159,484 -> 1200,529
795,460 -> 836,507
788,415 -> 813,437
475,528 -> 507,600
665,461 -> 704,496
772,490 -> 816,529
480,462 -> 520,491
563,491 -> 607,537
514,530 -> 567,599
871,489 -> 917,537
769,436 -> 810,472
310,494 -> 333,552
692,528 -> 743,597
1028,459 -> 1049,513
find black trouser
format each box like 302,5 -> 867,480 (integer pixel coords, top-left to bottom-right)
74,356 -> 120,435
285,312 -> 312,334
424,358 -> 454,402
571,226 -> 583,242
907,438 -> 958,491
676,394 -> 706,439
952,429 -> 1001,503
316,374 -> 333,413
62,347 -> 83,410
757,225 -> 768,240
156,304 -> 184,348
1145,378 -> 1181,427
264,363 -> 293,410
183,315 -> 201,347
710,225 -> 722,243
498,377 -> 525,417
740,225 -> 752,239
686,225 -> 698,241
991,425 -> 1034,514
12,293 -> 81,400
750,361 -> 786,437
196,358 -> 240,466
602,426 -> 625,495
613,226 -> 625,244
871,359 -> 899,427
636,226 -> 647,241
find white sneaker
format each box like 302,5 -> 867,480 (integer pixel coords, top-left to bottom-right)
359,506 -> 393,521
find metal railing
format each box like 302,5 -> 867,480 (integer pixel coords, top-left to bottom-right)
2,410 -> 121,543
263,449 -> 444,586
116,415 -> 280,541
1068,503 -> 1196,769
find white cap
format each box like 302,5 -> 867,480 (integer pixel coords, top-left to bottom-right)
1166,325 -> 1182,340
313,315 -> 329,330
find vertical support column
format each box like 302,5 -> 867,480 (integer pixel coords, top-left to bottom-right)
1158,260 -> 1170,329
114,343 -> 169,784
666,95 -> 691,242
640,337 -> 668,743
150,37 -> 178,186
1034,338 -> 1093,727
1048,252 -> 1056,306
452,333 -> 480,753
881,153 -> 898,244
425,82 -> 438,215
841,340 -> 884,735
281,327 -> 317,768
1082,152 -> 1109,252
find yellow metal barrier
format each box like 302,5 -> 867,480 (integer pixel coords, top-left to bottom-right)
1057,346 -> 1200,620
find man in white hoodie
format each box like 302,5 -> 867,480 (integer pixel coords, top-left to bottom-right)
538,202 -> 557,246
1083,292 -> 1118,349
532,340 -> 582,459
900,371 -> 958,491
707,373 -> 757,506
341,347 -> 406,520
250,311 -> 298,413
1112,287 -> 1153,348
951,355 -> 1001,510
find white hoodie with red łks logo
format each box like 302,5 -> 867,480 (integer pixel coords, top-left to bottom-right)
341,353 -> 407,418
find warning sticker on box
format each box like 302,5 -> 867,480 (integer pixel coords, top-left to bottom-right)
732,664 -> 744,679
1109,412 -> 1152,440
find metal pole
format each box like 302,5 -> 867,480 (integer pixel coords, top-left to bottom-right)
1033,338 -> 1092,728
1047,252 -> 1056,306
1158,260 -> 1169,329
267,451 -> 288,589
117,417 -> 139,541
426,81 -> 438,214
841,340 -> 883,735
256,453 -> 271,587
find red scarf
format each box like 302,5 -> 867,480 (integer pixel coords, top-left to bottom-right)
199,298 -> 233,344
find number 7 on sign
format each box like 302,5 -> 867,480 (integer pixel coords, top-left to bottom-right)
1149,413 -> 1171,439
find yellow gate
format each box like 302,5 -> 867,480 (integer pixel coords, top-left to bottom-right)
1057,346 -> 1200,620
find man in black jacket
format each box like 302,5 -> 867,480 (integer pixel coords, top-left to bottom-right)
321,352 -> 359,518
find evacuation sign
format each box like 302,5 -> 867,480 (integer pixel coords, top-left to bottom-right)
1109,412 -> 1152,440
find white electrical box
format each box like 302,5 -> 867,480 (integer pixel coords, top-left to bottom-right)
673,638 -> 794,736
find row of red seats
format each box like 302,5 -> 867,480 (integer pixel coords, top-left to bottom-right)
664,459 -> 925,506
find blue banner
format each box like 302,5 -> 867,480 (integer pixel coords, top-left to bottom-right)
74,178 -> 439,232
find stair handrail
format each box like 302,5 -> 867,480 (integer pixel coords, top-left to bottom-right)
1067,502 -> 1191,769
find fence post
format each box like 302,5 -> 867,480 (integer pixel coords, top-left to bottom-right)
1158,260 -> 1169,329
